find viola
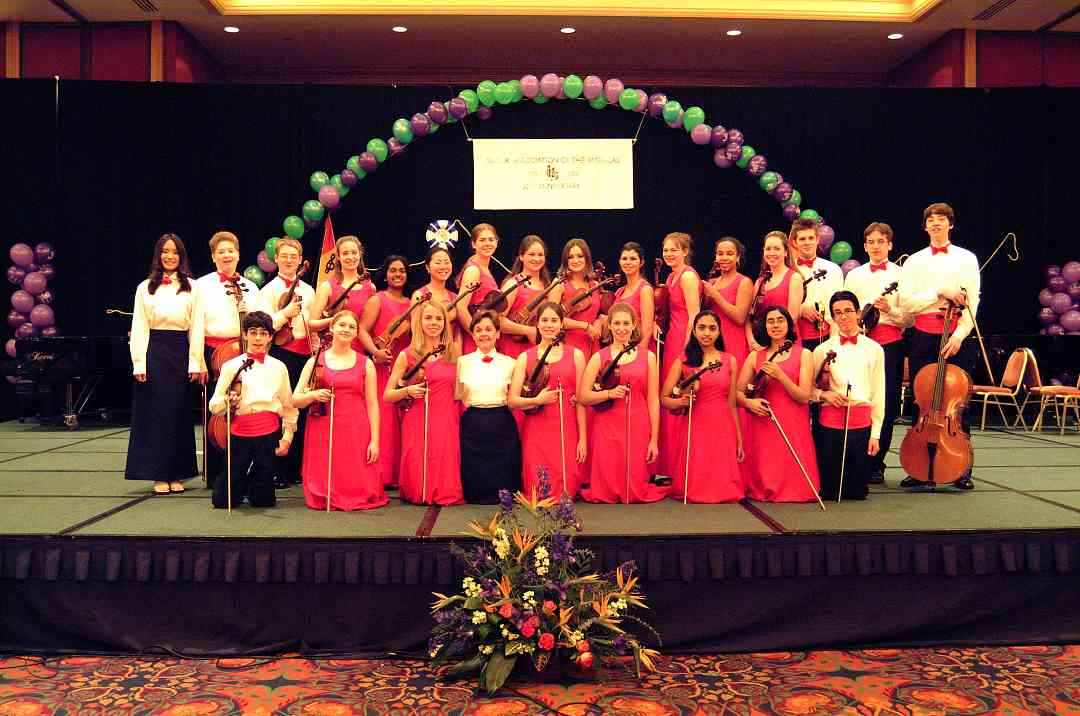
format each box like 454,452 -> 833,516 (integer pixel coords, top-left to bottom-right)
859,281 -> 899,334
476,273 -> 531,314
744,339 -> 794,399
510,272 -> 571,343
899,302 -> 974,488
272,260 -> 312,346
592,339 -> 639,412
669,358 -> 722,416
374,289 -> 431,352
562,274 -> 623,317
520,332 -> 564,414
306,343 -> 329,418
748,268 -> 773,325
209,276 -> 250,377
397,343 -> 447,413
815,350 -> 837,391
207,357 -> 255,450
653,258 -> 669,335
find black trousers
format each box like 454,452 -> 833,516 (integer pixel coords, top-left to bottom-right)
813,422 -> 871,501
269,344 -> 309,484
203,346 -> 225,486
871,339 -> 906,474
211,429 -> 279,509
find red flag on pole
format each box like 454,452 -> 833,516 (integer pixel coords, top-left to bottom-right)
316,215 -> 337,289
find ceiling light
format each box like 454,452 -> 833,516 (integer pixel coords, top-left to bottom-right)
726,29 -> 742,37
560,27 -> 576,34
392,25 -> 408,33
888,32 -> 904,40
224,26 -> 239,33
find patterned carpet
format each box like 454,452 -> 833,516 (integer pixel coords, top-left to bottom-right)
1,645 -> 1079,715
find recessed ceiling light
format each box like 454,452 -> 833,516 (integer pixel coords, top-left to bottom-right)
392,25 -> 408,33
726,29 -> 742,37
888,32 -> 904,40
224,26 -> 239,33
560,27 -> 576,34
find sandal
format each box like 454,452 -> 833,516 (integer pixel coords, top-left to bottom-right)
153,482 -> 171,495
169,481 -> 186,493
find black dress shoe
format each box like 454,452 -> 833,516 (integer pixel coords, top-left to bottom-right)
952,474 -> 975,490
899,475 -> 920,488
868,467 -> 885,485
649,474 -> 672,487
273,475 -> 290,490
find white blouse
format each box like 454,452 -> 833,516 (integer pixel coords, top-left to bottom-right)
129,277 -> 204,375
456,349 -> 516,408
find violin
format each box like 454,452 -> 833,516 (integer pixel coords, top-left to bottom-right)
815,350 -> 837,391
592,339 -> 640,412
374,289 -> 431,352
669,358 -> 722,416
859,281 -> 899,334
445,282 -> 481,314
899,301 -> 973,488
476,274 -> 531,314
209,276 -> 250,376
653,258 -> 669,335
520,332 -> 564,414
562,274 -> 623,317
593,261 -> 618,315
306,343 -> 329,418
273,260 -> 311,346
396,343 -> 447,413
748,268 -> 773,325
800,268 -> 828,302
707,261 -> 723,280
744,339 -> 794,399
510,272 -> 571,343
207,357 -> 255,450
316,277 -> 363,349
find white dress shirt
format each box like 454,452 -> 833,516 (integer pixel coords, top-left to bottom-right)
129,277 -> 204,375
209,353 -> 299,439
812,333 -> 886,438
258,275 -> 315,340
456,349 -> 516,408
899,243 -> 980,341
844,260 -> 909,330
797,257 -> 844,333
195,271 -> 260,340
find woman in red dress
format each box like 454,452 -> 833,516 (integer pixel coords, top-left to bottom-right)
580,302 -> 664,504
359,255 -> 412,487
661,310 -> 744,503
549,239 -> 604,361
457,223 -> 501,355
294,310 -> 387,511
737,306 -> 820,502
308,235 -> 377,351
416,246 -> 461,348
384,300 -> 463,505
702,237 -> 753,368
509,302 -> 587,499
612,242 -> 655,353
497,234 -> 552,359
746,231 -> 804,352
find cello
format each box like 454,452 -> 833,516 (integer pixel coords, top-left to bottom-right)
899,301 -> 974,488
592,339 -> 640,412
520,332 -> 564,414
272,260 -> 312,346
209,276 -> 250,376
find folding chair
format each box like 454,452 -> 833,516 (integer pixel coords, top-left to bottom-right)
970,348 -> 1028,430
1021,349 -> 1079,433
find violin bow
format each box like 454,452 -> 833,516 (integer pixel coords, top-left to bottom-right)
201,382 -> 209,488
838,383 -> 852,504
226,398 -> 233,515
326,388 -> 336,514
422,379 -> 430,504
767,406 -> 826,511
683,388 -> 694,506
624,381 -> 632,505
557,378 -> 567,496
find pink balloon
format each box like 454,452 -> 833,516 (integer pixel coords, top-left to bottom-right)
1061,309 -> 1080,332
634,89 -> 648,112
318,184 -> 340,209
4,338 -> 15,358
520,74 -> 539,98
819,225 -> 836,247
540,73 -> 561,98
9,243 -> 33,268
647,93 -> 667,118
6,309 -> 26,328
6,265 -> 26,285
41,325 -> 58,338
1063,261 -> 1080,284
476,106 -> 493,120
841,259 -> 860,277
603,78 -> 624,105
29,304 -> 54,328
713,149 -> 734,168
15,322 -> 35,339
11,289 -> 34,313
583,75 -> 603,100
34,242 -> 54,263
690,124 -> 712,145
38,263 -> 55,280
257,250 -> 277,273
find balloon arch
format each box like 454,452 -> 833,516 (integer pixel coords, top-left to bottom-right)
248,73 -> 853,282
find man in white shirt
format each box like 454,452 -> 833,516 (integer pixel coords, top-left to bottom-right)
898,202 -> 980,491
790,219 -> 844,351
811,291 -> 885,501
844,222 -> 907,485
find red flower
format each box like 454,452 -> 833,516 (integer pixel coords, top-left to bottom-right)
578,651 -> 594,668
527,615 -> 541,629
499,603 -> 514,619
542,601 -> 557,615
538,633 -> 555,650
576,640 -> 591,653
521,623 -> 536,638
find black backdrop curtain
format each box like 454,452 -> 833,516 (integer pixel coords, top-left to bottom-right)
2,79 -> 1078,349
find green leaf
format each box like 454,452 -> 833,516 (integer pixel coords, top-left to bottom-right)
482,650 -> 518,695
477,623 -> 492,639
445,653 -> 486,679
464,596 -> 482,610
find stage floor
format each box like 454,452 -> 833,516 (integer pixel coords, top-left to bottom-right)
0,420 -> 1076,539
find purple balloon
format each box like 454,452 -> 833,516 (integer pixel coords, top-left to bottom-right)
11,289 -> 35,313
690,123 -> 712,145
1069,282 -> 1080,302
1040,307 -> 1059,324
359,152 -> 379,173
427,101 -> 448,125
603,78 -> 624,105
1063,261 -> 1080,284
540,73 -> 561,98
1039,288 -> 1055,307
1045,265 -> 1063,280
665,110 -> 684,129
520,74 -> 539,99
15,322 -> 35,339
724,142 -> 743,162
583,75 -> 603,101
36,290 -> 54,305
1047,323 -> 1066,335
634,89 -> 648,113
476,106 -> 493,120
9,243 -> 33,268
783,204 -> 801,222
29,304 -> 54,328
447,97 -> 468,119
4,338 -> 15,358
6,310 -> 26,328
819,225 -> 836,247
1051,292 -> 1075,314
41,325 -> 58,338
6,265 -> 26,285
647,93 -> 667,118
713,149 -> 734,169
1061,309 -> 1080,332
33,242 -> 54,264
772,182 -> 794,202
726,128 -> 744,145
711,125 -> 728,147
841,259 -> 860,277
387,137 -> 407,158
318,184 -> 340,209
1048,275 -> 1068,293
747,154 -> 768,177
340,169 -> 358,188
257,250 -> 277,273
38,263 -> 55,280
411,113 -> 432,137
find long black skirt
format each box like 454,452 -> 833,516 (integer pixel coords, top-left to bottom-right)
125,329 -> 197,482
460,406 -> 521,504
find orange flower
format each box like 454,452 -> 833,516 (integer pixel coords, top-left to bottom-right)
542,600 -> 557,615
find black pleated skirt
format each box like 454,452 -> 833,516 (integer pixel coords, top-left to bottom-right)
125,329 -> 197,482
460,406 -> 521,503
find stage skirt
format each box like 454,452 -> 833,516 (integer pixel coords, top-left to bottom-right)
460,406 -> 521,503
125,329 -> 197,482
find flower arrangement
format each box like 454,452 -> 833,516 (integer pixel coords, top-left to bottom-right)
429,468 -> 661,695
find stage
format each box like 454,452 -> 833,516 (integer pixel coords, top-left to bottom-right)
0,420 -> 1077,657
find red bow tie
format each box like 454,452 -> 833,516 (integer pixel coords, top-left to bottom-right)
481,355 -> 494,363
931,244 -> 950,255
840,335 -> 858,346
161,275 -> 172,285
219,272 -> 239,283
797,258 -> 815,268
870,263 -> 887,273
280,277 -> 294,288
248,352 -> 266,364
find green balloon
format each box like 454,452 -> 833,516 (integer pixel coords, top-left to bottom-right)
758,171 -> 781,192
829,241 -> 853,264
735,145 -> 756,169
243,265 -> 266,287
346,155 -> 367,181
618,88 -> 638,111
366,138 -> 388,163
589,95 -> 607,110
264,237 -> 279,261
563,74 -> 583,99
509,79 -> 523,102
782,189 -> 802,208
309,171 -> 329,193
495,81 -> 515,105
392,118 -> 414,144
429,121 -> 440,133
661,100 -> 682,124
477,80 -> 497,107
283,215 -> 305,239
533,93 -> 550,105
302,200 -> 325,223
800,209 -> 822,224
683,106 -> 706,131
330,173 -> 349,197
459,89 -> 479,113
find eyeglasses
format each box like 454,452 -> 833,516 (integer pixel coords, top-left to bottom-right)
833,308 -> 858,316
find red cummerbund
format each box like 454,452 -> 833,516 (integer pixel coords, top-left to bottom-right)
914,312 -> 958,335
869,324 -> 903,346
281,336 -> 310,355
820,403 -> 872,430
798,318 -> 825,343
205,335 -> 235,349
231,411 -> 279,437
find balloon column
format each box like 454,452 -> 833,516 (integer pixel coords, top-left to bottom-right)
1039,261 -> 1080,335
6,242 -> 57,362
